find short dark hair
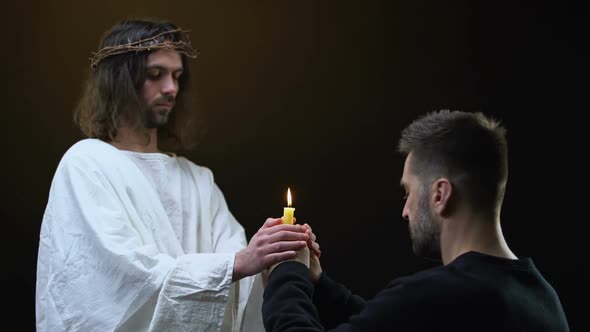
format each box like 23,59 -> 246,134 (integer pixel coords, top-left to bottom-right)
398,110 -> 508,217
74,18 -> 199,152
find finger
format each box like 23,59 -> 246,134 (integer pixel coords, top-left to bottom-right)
264,231 -> 309,246
263,223 -> 307,236
264,251 -> 298,267
310,244 -> 321,257
307,240 -> 321,257
305,230 -> 316,242
262,240 -> 308,255
312,248 -> 321,258
304,224 -> 318,239
261,218 -> 283,229
309,241 -> 320,252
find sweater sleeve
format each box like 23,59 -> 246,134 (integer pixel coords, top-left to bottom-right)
263,262 -> 420,332
263,262 -> 323,332
312,272 -> 366,328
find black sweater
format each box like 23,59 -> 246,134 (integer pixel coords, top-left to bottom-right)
263,251 -> 569,331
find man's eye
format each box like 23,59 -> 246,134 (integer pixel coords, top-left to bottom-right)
147,71 -> 161,79
403,192 -> 409,200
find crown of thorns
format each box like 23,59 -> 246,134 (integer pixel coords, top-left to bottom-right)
90,28 -> 199,69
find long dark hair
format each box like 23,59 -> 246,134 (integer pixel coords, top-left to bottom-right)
74,19 -> 200,152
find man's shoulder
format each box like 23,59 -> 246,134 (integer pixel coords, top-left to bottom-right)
390,264 -> 450,287
387,263 -> 480,295
58,139 -> 123,170
378,264 -> 497,313
64,138 -> 117,158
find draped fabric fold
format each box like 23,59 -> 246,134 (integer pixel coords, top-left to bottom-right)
36,139 -> 263,332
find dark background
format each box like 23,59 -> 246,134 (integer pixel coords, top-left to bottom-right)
1,1 -> 584,330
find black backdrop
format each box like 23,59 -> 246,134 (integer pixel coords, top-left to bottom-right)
1,1 -> 584,330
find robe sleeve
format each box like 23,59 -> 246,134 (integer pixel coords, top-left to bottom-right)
36,146 -> 236,332
204,169 -> 266,332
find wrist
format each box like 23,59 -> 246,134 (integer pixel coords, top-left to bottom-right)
232,250 -> 245,281
310,270 -> 323,283
268,259 -> 291,275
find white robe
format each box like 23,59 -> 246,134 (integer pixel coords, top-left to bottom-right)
36,139 -> 264,332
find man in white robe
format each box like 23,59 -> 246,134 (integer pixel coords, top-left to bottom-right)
36,19 -> 316,332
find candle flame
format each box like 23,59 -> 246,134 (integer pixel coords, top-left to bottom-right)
287,187 -> 292,207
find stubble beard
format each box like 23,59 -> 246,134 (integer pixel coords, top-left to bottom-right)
144,97 -> 175,129
145,106 -> 171,128
409,187 -> 442,260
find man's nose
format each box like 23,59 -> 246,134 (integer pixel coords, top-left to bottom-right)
402,203 -> 409,221
161,75 -> 178,97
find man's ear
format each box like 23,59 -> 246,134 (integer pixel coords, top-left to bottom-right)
431,178 -> 453,216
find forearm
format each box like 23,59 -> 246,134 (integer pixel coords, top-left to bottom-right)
263,261 -> 324,331
313,272 -> 367,328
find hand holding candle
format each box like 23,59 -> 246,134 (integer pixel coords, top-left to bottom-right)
282,187 -> 295,224
280,187 -> 322,258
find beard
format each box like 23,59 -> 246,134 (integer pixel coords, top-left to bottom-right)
144,96 -> 175,128
409,186 -> 442,260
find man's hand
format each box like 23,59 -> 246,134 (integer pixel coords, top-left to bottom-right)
302,223 -> 321,258
303,223 -> 323,283
269,245 -> 310,274
233,218 -> 309,281
266,223 -> 323,282
309,252 -> 322,283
